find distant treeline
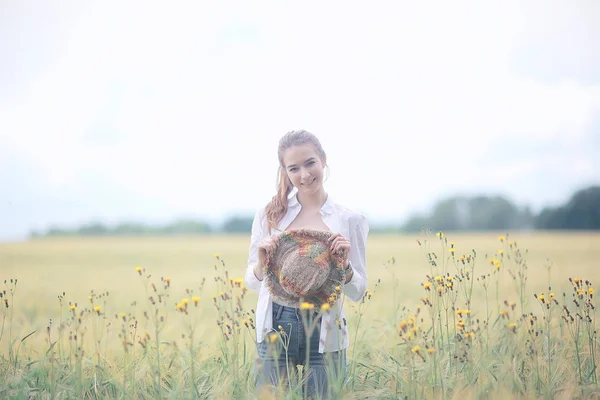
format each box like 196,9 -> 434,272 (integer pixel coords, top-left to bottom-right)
30,185 -> 600,238
29,216 -> 254,238
389,185 -> 600,233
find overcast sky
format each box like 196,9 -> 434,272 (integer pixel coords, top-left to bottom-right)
1,1 -> 599,241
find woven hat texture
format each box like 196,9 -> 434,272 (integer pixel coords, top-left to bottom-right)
264,229 -> 346,308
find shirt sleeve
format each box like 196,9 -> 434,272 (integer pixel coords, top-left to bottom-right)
343,214 -> 369,301
245,207 -> 266,293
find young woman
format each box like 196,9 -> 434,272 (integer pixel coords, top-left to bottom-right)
244,130 -> 369,399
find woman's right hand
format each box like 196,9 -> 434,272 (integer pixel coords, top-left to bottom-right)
254,236 -> 277,281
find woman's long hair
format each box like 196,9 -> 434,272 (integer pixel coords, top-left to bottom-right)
264,130 -> 327,234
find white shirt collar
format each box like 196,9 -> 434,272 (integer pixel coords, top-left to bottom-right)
288,189 -> 334,215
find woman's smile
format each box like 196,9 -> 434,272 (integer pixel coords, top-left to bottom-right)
303,177 -> 316,186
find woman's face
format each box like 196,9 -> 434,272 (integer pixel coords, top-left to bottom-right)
282,144 -> 326,195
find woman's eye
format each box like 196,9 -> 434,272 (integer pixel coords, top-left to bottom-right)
306,161 -> 315,166
289,167 -> 298,172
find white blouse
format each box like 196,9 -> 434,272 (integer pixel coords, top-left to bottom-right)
244,192 -> 369,353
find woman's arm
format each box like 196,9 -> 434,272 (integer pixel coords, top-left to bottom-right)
343,214 -> 369,301
244,208 -> 265,293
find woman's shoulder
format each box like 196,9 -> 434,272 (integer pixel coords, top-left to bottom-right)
251,199 -> 270,225
330,200 -> 368,225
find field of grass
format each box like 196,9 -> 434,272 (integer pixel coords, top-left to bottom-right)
0,231 -> 599,399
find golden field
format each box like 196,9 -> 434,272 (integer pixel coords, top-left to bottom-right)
0,231 -> 599,399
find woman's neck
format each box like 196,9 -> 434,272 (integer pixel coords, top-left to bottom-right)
297,188 -> 328,211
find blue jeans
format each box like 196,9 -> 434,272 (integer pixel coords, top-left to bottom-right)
256,302 -> 347,399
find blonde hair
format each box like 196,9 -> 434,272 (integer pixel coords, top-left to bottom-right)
264,130 -> 327,234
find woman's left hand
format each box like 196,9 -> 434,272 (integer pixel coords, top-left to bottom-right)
329,233 -> 351,266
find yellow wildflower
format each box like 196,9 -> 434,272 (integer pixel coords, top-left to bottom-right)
192,296 -> 200,305
436,232 -> 443,239
335,286 -> 341,292
427,348 -> 435,354
321,303 -> 331,312
182,298 -> 190,305
176,303 -> 184,311
120,312 -> 126,319
399,320 -> 407,330
498,235 -> 506,242
498,250 -> 504,255
449,248 -> 455,254
93,306 -> 101,314
412,345 -> 420,353
135,266 -> 142,273
488,259 -> 501,269
69,304 -> 76,311
434,276 -> 442,282
423,282 -> 431,290
214,253 -> 220,258
267,332 -> 278,343
300,302 -> 314,310
589,288 -> 594,295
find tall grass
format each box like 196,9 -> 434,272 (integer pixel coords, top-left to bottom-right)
0,232 -> 598,399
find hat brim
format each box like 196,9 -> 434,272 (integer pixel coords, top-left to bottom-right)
264,229 -> 346,308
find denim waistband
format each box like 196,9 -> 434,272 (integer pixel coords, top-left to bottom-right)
272,302 -> 321,320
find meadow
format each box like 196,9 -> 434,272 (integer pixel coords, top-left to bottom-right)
0,231 -> 599,399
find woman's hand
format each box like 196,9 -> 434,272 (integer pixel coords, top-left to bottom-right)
329,233 -> 353,283
254,236 -> 277,281
328,233 -> 351,267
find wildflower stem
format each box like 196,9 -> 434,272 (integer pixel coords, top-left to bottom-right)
155,322 -> 161,397
589,308 -> 598,384
190,330 -> 197,398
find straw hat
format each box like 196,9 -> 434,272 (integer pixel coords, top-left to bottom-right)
264,229 -> 346,308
